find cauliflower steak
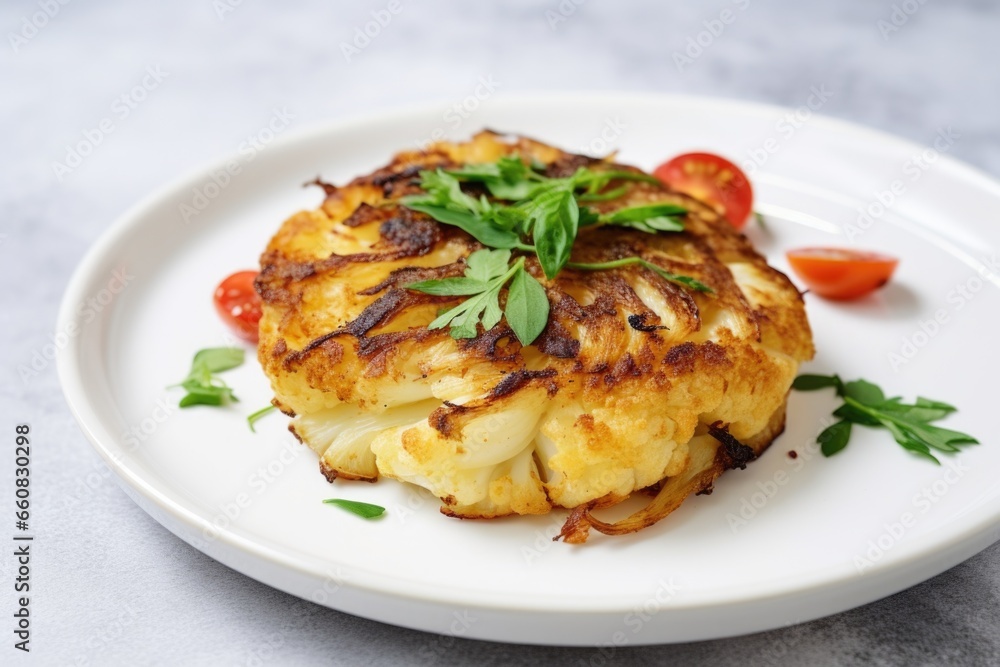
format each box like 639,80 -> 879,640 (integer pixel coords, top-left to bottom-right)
256,131 -> 814,543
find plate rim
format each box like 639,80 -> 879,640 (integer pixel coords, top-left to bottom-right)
57,91 -> 1000,642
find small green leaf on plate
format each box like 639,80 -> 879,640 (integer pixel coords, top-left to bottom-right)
792,374 -> 843,393
818,421 -> 852,457
323,498 -> 386,519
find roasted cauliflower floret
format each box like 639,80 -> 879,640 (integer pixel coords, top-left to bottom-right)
257,131 -> 814,542
292,400 -> 439,482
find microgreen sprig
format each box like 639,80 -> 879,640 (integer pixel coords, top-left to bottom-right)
171,347 -> 244,408
793,374 -> 978,463
407,248 -> 549,345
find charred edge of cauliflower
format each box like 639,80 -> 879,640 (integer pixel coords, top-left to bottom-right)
556,402 -> 788,544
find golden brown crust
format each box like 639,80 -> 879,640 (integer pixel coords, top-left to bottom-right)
257,132 -> 811,411
556,399 -> 788,543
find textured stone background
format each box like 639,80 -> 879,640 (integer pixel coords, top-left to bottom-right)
3,1 -> 999,664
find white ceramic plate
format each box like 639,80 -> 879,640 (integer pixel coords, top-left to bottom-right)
58,93 -> 1000,645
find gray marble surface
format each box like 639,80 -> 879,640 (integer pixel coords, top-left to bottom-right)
3,0 -> 1000,664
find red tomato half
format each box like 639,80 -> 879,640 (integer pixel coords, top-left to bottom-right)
213,270 -> 262,343
654,152 -> 754,228
786,248 -> 899,300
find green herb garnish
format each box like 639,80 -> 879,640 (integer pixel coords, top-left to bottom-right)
247,404 -> 278,432
322,498 -> 386,519
171,347 -> 244,408
793,374 -> 978,462
402,160 -> 690,279
408,248 -> 549,345
597,203 -> 688,233
402,156 -> 710,343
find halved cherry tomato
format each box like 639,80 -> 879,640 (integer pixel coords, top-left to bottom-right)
786,248 -> 899,300
213,270 -> 262,343
654,152 -> 753,228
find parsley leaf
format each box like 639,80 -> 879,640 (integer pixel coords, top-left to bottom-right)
529,186 -> 579,278
793,374 -> 979,463
322,498 -> 385,519
467,244 -> 513,281
576,169 -> 661,192
412,168 -> 481,211
842,379 -> 885,405
818,421 -> 852,456
192,347 -> 244,373
404,202 -> 521,249
415,249 -> 513,339
601,204 -> 687,233
505,264 -> 550,345
178,384 -> 236,408
172,347 -> 244,408
792,374 -> 844,392
407,248 -> 550,345
577,185 -> 629,203
446,156 -> 541,199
